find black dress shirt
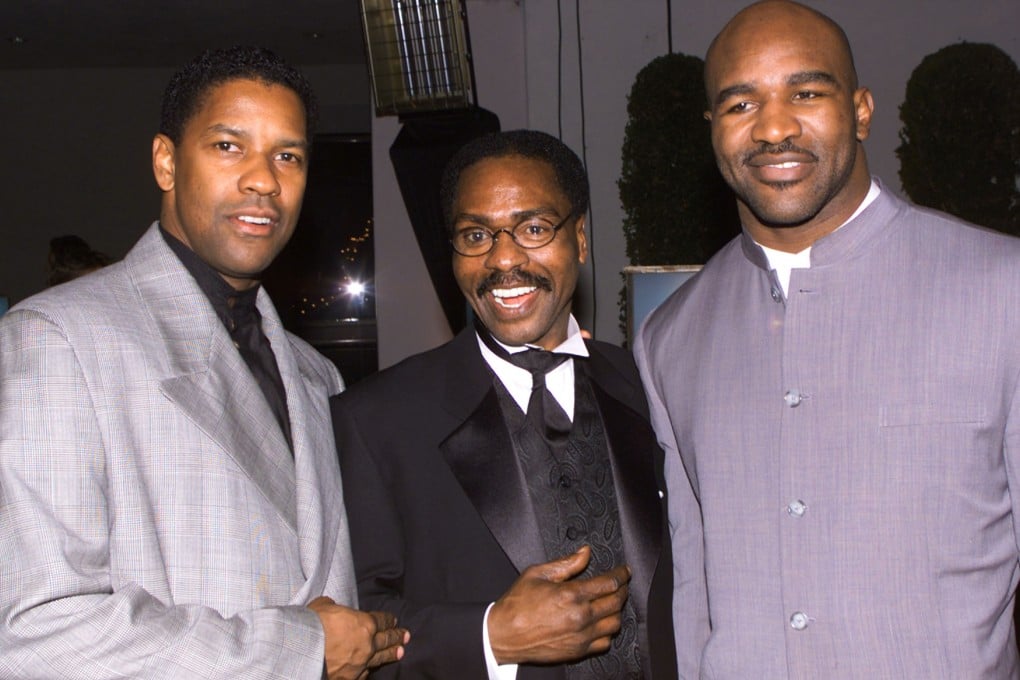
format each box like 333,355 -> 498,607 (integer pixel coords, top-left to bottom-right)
160,227 -> 293,451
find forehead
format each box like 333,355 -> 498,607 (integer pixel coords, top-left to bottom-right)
706,9 -> 852,94
184,78 -> 306,137
454,155 -> 566,213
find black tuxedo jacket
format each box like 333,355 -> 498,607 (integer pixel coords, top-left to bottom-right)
332,328 -> 677,679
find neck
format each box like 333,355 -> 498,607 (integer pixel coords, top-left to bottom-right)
746,159 -> 872,253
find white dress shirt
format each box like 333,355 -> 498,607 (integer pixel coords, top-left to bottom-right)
759,180 -> 881,295
474,315 -> 589,680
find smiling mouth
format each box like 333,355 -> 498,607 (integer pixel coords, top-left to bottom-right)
237,215 -> 272,225
232,213 -> 279,236
490,286 -> 538,308
745,154 -> 817,185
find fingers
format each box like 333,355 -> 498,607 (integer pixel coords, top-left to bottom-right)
363,611 -> 409,669
367,640 -> 405,668
574,584 -> 629,656
572,563 -> 631,602
588,581 -> 629,622
366,609 -> 398,632
489,555 -> 633,666
530,545 -> 591,582
374,624 -> 410,652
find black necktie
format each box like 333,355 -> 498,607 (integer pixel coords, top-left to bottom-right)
229,298 -> 293,452
477,326 -> 573,444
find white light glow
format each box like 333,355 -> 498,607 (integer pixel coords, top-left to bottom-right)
345,280 -> 366,297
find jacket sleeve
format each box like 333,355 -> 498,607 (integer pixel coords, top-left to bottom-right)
633,324 -> 710,679
0,308 -> 327,680
331,396 -> 492,679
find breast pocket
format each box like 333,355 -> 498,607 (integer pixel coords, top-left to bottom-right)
879,403 -> 986,428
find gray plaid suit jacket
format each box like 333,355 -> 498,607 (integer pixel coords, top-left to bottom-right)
0,223 -> 356,679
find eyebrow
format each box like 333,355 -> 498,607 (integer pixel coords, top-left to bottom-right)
713,70 -> 840,107
714,83 -> 756,107
453,208 -> 562,226
787,70 -> 839,87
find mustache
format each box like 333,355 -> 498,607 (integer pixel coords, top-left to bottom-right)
476,270 -> 553,298
741,140 -> 818,165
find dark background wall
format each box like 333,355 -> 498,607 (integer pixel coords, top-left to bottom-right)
0,64 -> 370,306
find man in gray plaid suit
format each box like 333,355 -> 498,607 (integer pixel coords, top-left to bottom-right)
0,46 -> 406,679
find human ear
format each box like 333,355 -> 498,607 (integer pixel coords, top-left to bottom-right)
152,134 -> 176,192
574,213 -> 588,264
853,88 -> 874,142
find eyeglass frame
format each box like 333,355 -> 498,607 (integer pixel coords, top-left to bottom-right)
449,211 -> 578,257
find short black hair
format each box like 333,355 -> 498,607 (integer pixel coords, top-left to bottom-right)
159,45 -> 317,144
439,130 -> 590,231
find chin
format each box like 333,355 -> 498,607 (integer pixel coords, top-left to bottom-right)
487,325 -> 538,347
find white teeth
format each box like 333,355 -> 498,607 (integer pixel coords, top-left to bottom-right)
238,215 -> 271,225
768,162 -> 800,169
494,297 -> 523,309
491,286 -> 537,298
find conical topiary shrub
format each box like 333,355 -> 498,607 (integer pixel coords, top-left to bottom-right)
618,52 -> 739,266
897,42 -> 1020,235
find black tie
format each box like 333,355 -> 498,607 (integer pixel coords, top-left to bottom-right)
477,326 -> 573,444
228,296 -> 293,451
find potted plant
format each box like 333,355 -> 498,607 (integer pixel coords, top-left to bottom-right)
617,52 -> 740,341
897,42 -> 1020,235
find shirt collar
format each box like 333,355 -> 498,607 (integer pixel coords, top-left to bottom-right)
481,314 -> 589,358
753,179 -> 882,271
159,225 -> 260,323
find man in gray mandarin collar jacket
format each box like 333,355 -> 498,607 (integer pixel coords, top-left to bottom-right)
0,46 -> 405,679
635,1 -> 1020,678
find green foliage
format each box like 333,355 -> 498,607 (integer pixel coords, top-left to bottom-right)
618,52 -> 740,265
897,42 -> 1020,235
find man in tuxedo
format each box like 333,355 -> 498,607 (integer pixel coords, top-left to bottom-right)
0,46 -> 405,679
333,130 -> 676,679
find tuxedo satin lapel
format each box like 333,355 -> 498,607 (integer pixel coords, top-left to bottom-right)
439,331 -> 547,574
129,226 -> 298,532
585,361 -> 662,624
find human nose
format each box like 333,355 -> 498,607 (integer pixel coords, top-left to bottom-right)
751,99 -> 802,145
483,228 -> 528,270
239,154 -> 282,197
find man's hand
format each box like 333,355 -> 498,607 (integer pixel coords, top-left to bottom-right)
487,545 -> 630,665
308,597 -> 410,680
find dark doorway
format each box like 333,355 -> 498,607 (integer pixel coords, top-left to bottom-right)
263,133 -> 378,385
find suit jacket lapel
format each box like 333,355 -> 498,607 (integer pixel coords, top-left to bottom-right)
439,329 -> 547,574
127,225 -> 299,531
257,290 -> 344,589
584,348 -> 663,627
